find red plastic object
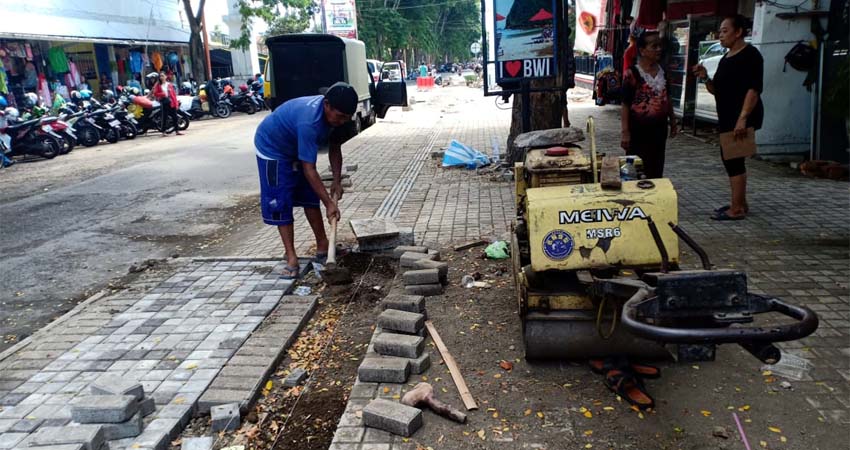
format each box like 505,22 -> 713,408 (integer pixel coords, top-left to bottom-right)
545,146 -> 571,156
133,96 -> 153,108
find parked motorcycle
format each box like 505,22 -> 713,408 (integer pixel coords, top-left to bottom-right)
226,85 -> 257,115
3,108 -> 62,160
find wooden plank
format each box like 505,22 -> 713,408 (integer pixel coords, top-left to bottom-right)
424,320 -> 478,410
600,155 -> 622,190
453,240 -> 489,252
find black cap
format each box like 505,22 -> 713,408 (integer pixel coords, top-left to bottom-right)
322,82 -> 358,115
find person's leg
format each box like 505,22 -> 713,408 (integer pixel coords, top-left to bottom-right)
160,105 -> 167,136
728,173 -> 747,216
172,106 -> 183,135
304,208 -> 329,255
293,165 -> 329,257
721,157 -> 747,216
277,224 -> 299,269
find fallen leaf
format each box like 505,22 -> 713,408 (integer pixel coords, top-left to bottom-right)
537,412 -> 544,418
603,407 -> 614,411
583,430 -> 593,436
768,426 -> 781,433
759,440 -> 767,448
762,370 -> 772,376
265,380 -> 273,391
492,412 -> 499,418
674,426 -> 684,433
739,405 -> 751,411
494,374 -> 502,379
585,445 -> 593,449
638,412 -> 645,419
499,360 -> 513,371
524,409 -> 532,416
584,410 -> 593,418
701,410 -> 712,417
477,429 -> 486,440
780,436 -> 787,443
383,387 -> 390,394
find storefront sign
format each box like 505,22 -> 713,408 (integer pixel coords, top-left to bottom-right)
324,0 -> 358,39
574,0 -> 602,54
493,0 -> 557,82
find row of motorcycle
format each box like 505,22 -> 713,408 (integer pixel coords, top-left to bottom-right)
0,78 -> 266,165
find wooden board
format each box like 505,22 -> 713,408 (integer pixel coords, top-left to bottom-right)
425,320 -> 478,410
600,155 -> 622,190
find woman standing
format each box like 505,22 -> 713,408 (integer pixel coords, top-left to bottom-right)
153,72 -> 182,137
620,31 -> 678,179
693,15 -> 763,220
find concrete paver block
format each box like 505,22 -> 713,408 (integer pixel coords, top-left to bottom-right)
350,218 -> 399,240
362,398 -> 423,437
28,425 -> 105,450
139,397 -> 156,417
18,445 -> 84,450
381,294 -> 425,314
427,249 -> 440,261
402,269 -> 440,286
377,310 -> 425,335
0,432 -> 27,449
101,411 -> 144,440
392,246 -> 429,258
404,284 -> 443,297
409,352 -> 431,374
358,357 -> 410,383
410,259 -> 448,284
211,403 -> 240,432
182,436 -> 214,450
283,368 -> 308,387
9,417 -> 44,433
400,252 -> 436,268
71,395 -> 139,423
90,375 -> 144,400
373,333 -> 424,359
357,228 -> 415,252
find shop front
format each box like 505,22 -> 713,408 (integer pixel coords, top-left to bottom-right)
0,0 -> 191,108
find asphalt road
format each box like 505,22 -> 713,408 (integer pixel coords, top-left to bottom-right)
0,112 -> 267,351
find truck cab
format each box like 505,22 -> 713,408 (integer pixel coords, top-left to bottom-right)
264,34 -> 408,133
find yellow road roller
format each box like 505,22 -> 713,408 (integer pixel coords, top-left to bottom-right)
511,119 -> 818,363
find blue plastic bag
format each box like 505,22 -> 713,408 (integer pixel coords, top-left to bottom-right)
442,140 -> 491,170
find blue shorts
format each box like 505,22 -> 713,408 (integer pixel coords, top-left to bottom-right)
257,157 -> 320,226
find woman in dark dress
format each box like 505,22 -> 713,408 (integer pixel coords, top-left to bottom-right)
620,31 -> 678,178
693,15 -> 764,220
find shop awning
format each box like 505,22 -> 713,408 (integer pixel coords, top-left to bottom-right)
0,5 -> 191,45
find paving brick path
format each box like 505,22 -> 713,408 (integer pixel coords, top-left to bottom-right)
0,259 -> 310,449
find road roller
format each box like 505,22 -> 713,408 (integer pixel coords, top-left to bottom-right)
511,119 -> 819,363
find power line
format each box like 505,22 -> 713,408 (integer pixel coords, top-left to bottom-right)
357,0 -> 478,13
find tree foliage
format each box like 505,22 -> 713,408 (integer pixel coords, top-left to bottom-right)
231,0 -> 318,49
356,0 -> 481,64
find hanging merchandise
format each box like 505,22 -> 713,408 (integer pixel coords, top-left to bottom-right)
68,59 -> 82,86
64,73 -> 75,90
47,47 -> 70,73
23,62 -> 38,89
151,51 -> 163,71
94,44 -> 112,78
141,52 -> 150,69
130,51 -> 143,73
37,73 -> 51,107
25,43 -> 33,60
51,92 -> 66,114
0,59 -> 7,94
576,0 -> 603,53
117,59 -> 125,77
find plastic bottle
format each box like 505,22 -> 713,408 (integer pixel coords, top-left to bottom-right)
620,156 -> 637,181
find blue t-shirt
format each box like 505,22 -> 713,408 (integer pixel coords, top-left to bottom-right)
254,95 -> 329,163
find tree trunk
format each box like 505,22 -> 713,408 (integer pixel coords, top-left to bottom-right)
182,0 -> 208,81
506,78 -> 563,163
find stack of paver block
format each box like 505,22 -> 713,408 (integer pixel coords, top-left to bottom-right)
27,376 -> 155,449
397,246 -> 447,296
355,294 -> 431,437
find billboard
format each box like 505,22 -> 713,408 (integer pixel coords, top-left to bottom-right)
324,0 -> 358,39
493,0 -> 557,82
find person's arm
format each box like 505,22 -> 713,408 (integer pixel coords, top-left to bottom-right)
328,141 -> 343,200
298,127 -> 339,220
735,89 -> 759,138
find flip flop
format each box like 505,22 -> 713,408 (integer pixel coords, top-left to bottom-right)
714,205 -> 730,213
314,253 -> 328,265
279,265 -> 301,280
590,358 -> 661,379
604,369 -> 655,410
711,210 -> 745,221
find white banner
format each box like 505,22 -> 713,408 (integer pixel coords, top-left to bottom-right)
575,0 -> 602,53
324,0 -> 358,39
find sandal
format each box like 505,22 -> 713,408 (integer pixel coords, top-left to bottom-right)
279,265 -> 301,280
715,205 -> 749,214
711,210 -> 745,221
590,358 -> 661,379
314,253 -> 328,265
604,369 -> 655,410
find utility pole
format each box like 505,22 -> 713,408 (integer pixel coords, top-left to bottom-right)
202,4 -> 213,79
320,0 -> 328,33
